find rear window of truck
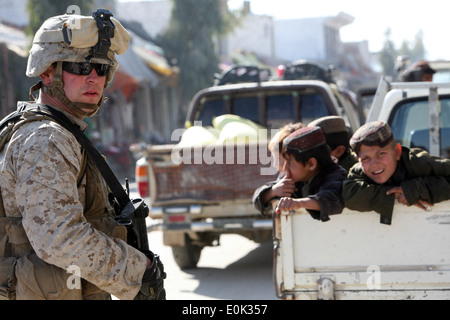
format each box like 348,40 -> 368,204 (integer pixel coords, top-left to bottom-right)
195,90 -> 331,129
389,96 -> 450,158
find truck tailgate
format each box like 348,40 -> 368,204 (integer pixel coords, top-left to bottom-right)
149,143 -> 278,206
273,200 -> 450,300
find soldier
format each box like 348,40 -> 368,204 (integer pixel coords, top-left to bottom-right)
0,10 -> 165,300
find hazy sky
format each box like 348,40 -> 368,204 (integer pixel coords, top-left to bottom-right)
227,0 -> 449,60
119,0 -> 449,60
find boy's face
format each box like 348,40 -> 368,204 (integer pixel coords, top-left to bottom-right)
357,143 -> 402,184
283,153 -> 316,183
271,152 -> 287,173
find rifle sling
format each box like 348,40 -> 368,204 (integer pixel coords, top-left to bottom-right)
30,106 -> 135,219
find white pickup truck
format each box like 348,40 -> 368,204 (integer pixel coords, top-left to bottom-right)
274,78 -> 450,299
133,65 -> 362,269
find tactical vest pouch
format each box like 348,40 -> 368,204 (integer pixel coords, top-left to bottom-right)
0,197 -> 18,300
0,257 -> 17,300
5,220 -> 32,257
15,252 -> 82,300
0,219 -> 32,300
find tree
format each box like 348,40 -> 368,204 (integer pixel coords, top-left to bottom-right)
158,0 -> 235,109
379,28 -> 427,78
378,28 -> 397,78
410,30 -> 426,62
26,0 -> 94,39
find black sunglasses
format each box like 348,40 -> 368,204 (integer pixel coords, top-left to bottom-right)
62,62 -> 110,76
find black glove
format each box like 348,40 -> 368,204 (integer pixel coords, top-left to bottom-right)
134,250 -> 166,300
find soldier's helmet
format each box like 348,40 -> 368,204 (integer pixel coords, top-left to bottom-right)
27,9 -> 130,89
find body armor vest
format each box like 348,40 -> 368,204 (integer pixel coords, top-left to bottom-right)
0,104 -> 126,299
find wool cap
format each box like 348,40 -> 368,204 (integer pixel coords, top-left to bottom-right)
283,126 -> 326,153
350,121 -> 394,154
412,61 -> 436,74
308,116 -> 348,134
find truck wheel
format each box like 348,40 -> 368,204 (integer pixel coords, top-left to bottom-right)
171,235 -> 202,269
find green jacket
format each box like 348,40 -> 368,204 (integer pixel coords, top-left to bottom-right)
342,147 -> 450,225
338,150 -> 358,172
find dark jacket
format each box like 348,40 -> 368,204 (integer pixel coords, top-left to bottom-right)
342,147 -> 450,225
338,150 -> 358,172
252,162 -> 347,221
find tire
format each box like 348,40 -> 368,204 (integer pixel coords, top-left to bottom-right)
171,234 -> 202,269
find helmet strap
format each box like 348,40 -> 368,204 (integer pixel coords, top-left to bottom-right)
41,61 -> 106,118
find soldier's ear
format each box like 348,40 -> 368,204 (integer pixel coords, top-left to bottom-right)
40,64 -> 56,86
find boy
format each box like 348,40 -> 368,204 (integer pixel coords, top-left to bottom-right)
252,122 -> 304,215
308,116 -> 358,171
342,121 -> 450,225
274,126 -> 347,221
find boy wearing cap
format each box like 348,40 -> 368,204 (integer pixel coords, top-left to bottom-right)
308,116 -> 357,171
342,121 -> 450,225
275,126 -> 347,222
252,122 -> 304,215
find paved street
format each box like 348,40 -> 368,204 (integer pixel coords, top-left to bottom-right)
119,182 -> 277,300
147,227 -> 276,300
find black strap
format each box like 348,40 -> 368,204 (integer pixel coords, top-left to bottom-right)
29,105 -> 136,219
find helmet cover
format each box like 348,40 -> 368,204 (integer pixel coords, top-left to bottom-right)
26,11 -> 130,88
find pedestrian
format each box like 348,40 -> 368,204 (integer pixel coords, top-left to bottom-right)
0,10 -> 165,300
342,121 -> 450,225
399,60 -> 436,82
307,116 -> 357,171
252,122 -> 304,215
275,126 -> 347,222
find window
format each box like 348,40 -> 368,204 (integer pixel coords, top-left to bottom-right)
389,97 -> 450,157
197,98 -> 225,127
231,96 -> 260,124
300,93 -> 330,124
266,94 -> 295,129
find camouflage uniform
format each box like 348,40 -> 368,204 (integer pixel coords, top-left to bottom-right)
0,11 -> 151,300
0,105 -> 147,299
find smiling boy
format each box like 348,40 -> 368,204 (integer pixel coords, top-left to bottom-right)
342,121 -> 450,225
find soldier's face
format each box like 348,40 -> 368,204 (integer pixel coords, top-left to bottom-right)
62,68 -> 106,105
357,143 -> 402,184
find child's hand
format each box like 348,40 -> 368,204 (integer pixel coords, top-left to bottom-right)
387,186 -> 433,211
276,197 -> 303,213
271,176 -> 295,198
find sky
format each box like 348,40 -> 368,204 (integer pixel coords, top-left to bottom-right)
227,0 -> 449,60
120,0 -> 450,61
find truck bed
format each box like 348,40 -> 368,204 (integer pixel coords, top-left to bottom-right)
147,143 -> 278,206
273,200 -> 450,299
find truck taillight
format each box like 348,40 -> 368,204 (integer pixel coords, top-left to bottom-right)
135,158 -> 150,198
277,65 -> 285,78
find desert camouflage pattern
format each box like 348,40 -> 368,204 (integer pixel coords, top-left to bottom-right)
0,104 -> 147,300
